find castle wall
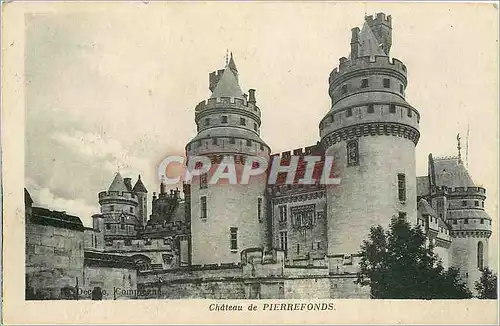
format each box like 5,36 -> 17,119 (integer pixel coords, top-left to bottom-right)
270,191 -> 328,265
190,172 -> 268,265
324,135 -> 417,256
25,223 -> 84,299
81,265 -> 137,300
450,235 -> 489,292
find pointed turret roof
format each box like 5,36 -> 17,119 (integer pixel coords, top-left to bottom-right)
433,157 -> 475,188
228,52 -> 238,74
132,174 -> 148,193
108,172 -> 129,192
349,22 -> 386,59
210,55 -> 244,99
417,198 -> 437,217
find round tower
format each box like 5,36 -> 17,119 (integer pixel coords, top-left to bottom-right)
98,172 -> 139,242
427,155 -> 494,291
185,53 -> 271,265
132,174 -> 148,226
319,13 -> 420,265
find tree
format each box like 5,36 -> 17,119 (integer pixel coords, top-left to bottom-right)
475,267 -> 498,299
356,216 -> 472,299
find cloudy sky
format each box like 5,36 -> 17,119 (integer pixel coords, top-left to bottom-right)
25,2 -> 498,261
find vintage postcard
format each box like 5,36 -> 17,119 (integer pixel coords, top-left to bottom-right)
1,1 -> 499,324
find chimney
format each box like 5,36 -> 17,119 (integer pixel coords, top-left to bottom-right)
248,89 -> 256,103
350,27 -> 361,59
160,181 -> 166,194
124,178 -> 132,191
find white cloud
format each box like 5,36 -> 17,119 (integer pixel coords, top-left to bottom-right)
26,177 -> 97,227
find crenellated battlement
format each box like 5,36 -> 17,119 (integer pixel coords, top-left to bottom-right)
209,69 -> 225,92
141,220 -> 190,235
271,143 -> 324,159
447,186 -> 487,196
365,12 -> 392,27
98,191 -> 138,203
194,96 -> 261,117
329,56 -> 407,85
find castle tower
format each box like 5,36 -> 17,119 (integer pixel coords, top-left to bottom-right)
428,155 -> 492,291
185,53 -> 271,265
319,13 -> 420,269
132,175 -> 148,226
98,172 -> 140,242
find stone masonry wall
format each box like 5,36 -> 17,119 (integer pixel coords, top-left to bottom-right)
26,223 -> 84,299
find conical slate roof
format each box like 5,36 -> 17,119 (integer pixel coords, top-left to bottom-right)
433,157 -> 475,188
417,198 -> 437,216
132,175 -> 148,193
356,22 -> 386,59
108,172 -> 128,192
210,56 -> 244,99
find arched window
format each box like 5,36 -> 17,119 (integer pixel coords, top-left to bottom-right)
477,241 -> 484,270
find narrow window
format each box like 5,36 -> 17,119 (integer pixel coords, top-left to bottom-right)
240,118 -> 246,126
475,200 -> 479,207
464,218 -> 468,224
129,207 -> 133,213
296,244 -> 300,255
204,118 -> 210,126
361,79 -> 369,88
482,201 -> 485,207
477,242 -> 484,269
212,137 -> 218,145
347,140 -> 359,166
257,198 -> 263,222
253,123 -> 258,131
346,108 -> 352,117
125,239 -> 131,246
462,200 -> 467,207
200,196 -> 207,219
246,139 -> 252,146
407,108 -> 412,117
329,114 -> 334,123
279,231 -> 288,256
367,104 -> 374,113
400,84 -> 404,94
221,115 -> 228,123
398,174 -> 406,202
317,242 -> 321,249
383,78 -> 390,88
230,227 -> 238,250
389,104 -> 396,113
342,84 -> 348,94
230,137 -> 235,144
453,220 -> 457,224
279,205 -> 287,222
260,144 -> 264,151
106,224 -> 111,230
110,205 -> 114,212
200,173 -> 207,189
480,219 -> 484,224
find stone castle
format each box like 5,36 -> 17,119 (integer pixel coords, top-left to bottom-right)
25,12 -> 492,299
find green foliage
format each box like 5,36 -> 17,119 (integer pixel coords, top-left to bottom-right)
475,267 -> 498,299
356,216 -> 472,299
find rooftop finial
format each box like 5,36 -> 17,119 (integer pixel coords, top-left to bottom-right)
457,133 -> 462,164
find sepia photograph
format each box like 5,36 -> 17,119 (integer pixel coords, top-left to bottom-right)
1,1 -> 499,324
